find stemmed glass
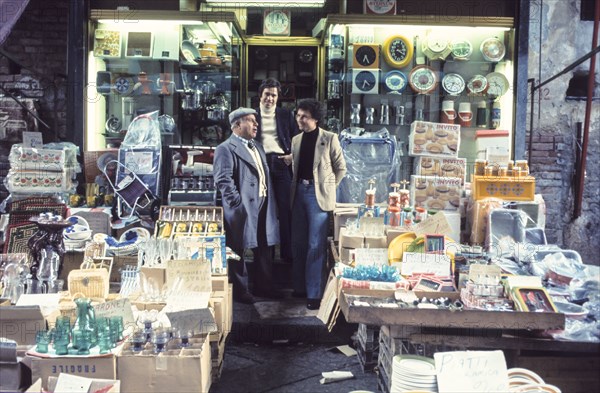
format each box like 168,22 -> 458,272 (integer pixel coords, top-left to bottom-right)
158,238 -> 173,264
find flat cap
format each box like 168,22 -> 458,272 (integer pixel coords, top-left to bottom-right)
229,107 -> 257,125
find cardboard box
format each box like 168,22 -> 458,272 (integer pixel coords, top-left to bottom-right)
386,227 -> 410,246
411,175 -> 462,211
409,121 -> 460,157
333,204 -> 359,241
26,376 -> 120,393
209,292 -> 228,335
338,227 -> 364,263
117,335 -> 211,393
26,353 -> 116,391
0,306 -> 45,345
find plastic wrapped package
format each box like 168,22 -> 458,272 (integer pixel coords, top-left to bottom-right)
337,128 -> 400,204
550,318 -> 600,342
569,264 -> 600,302
4,169 -> 76,194
487,208 -> 527,257
117,111 -> 162,196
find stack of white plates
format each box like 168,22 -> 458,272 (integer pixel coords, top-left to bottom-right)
508,368 -> 561,392
390,355 -> 438,393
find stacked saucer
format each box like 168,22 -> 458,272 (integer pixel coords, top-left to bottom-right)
508,368 -> 561,392
390,355 -> 438,393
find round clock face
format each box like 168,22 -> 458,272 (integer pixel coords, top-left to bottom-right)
424,35 -> 451,61
299,49 -> 314,64
486,72 -> 510,97
384,70 -> 408,93
409,66 -> 437,94
467,74 -> 488,95
481,37 -> 506,62
451,39 -> 472,60
383,35 -> 413,68
264,10 -> 289,35
428,36 -> 448,53
355,70 -> 377,92
355,45 -> 377,67
442,73 -> 466,95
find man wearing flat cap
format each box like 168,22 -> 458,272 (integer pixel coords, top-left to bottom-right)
214,107 -> 281,304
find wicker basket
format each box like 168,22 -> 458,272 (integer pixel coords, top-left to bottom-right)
67,268 -> 110,299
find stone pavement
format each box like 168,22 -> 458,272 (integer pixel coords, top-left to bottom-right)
210,300 -> 379,393
210,260 -> 379,393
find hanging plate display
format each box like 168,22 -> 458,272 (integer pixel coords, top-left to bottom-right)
486,72 -> 510,97
383,70 -> 408,93
467,74 -> 488,95
112,76 -> 134,95
382,35 -> 413,68
480,37 -> 506,62
441,73 -> 465,96
409,65 -> 437,94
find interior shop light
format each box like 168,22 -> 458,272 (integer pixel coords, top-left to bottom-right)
205,0 -> 325,7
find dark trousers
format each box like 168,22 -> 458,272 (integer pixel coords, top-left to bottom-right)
266,153 -> 293,260
228,197 -> 274,297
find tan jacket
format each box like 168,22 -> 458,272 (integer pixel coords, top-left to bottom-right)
290,128 -> 347,212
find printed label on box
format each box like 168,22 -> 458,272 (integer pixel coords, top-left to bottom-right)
409,121 -> 460,157
410,175 -> 462,211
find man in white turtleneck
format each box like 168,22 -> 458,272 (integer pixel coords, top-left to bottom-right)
255,78 -> 298,264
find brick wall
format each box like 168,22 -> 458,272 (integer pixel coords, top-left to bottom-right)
527,0 -> 600,264
0,0 -> 69,140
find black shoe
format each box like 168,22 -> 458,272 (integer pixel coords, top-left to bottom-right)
292,291 -> 307,298
253,289 -> 285,299
233,293 -> 255,304
307,298 -> 321,310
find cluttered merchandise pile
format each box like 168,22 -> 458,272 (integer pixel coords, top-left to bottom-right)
323,120 -> 599,393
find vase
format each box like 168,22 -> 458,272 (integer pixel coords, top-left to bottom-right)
28,217 -> 71,279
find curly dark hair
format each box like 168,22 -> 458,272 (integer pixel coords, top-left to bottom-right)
296,98 -> 323,124
258,78 -> 281,97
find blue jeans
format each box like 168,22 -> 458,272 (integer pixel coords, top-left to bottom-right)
266,154 -> 293,260
291,183 -> 329,299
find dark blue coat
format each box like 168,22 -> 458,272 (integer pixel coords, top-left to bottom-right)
254,107 -> 298,154
213,136 -> 280,253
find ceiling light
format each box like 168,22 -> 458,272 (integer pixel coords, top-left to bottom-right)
205,0 -> 325,7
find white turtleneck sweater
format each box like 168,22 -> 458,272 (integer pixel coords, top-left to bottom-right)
259,104 -> 285,154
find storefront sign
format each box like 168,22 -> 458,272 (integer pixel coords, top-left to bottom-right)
364,0 -> 396,15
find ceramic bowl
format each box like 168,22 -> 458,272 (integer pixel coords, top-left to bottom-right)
64,225 -> 93,241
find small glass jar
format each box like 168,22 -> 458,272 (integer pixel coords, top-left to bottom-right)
474,159 -> 487,176
414,207 -> 428,223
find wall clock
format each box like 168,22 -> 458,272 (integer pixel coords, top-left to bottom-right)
408,65 -> 437,94
451,39 -> 472,61
480,37 -> 506,62
441,73 -> 465,96
352,44 -> 380,69
383,70 -> 408,93
352,69 -> 379,94
382,35 -> 413,68
486,72 -> 509,97
423,34 -> 451,61
467,74 -> 488,95
263,10 -> 291,36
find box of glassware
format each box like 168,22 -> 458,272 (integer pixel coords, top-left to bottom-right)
155,206 -> 224,237
153,206 -> 227,274
116,334 -> 211,393
25,352 -> 117,391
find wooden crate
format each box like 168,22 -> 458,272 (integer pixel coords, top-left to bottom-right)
473,175 -> 536,201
